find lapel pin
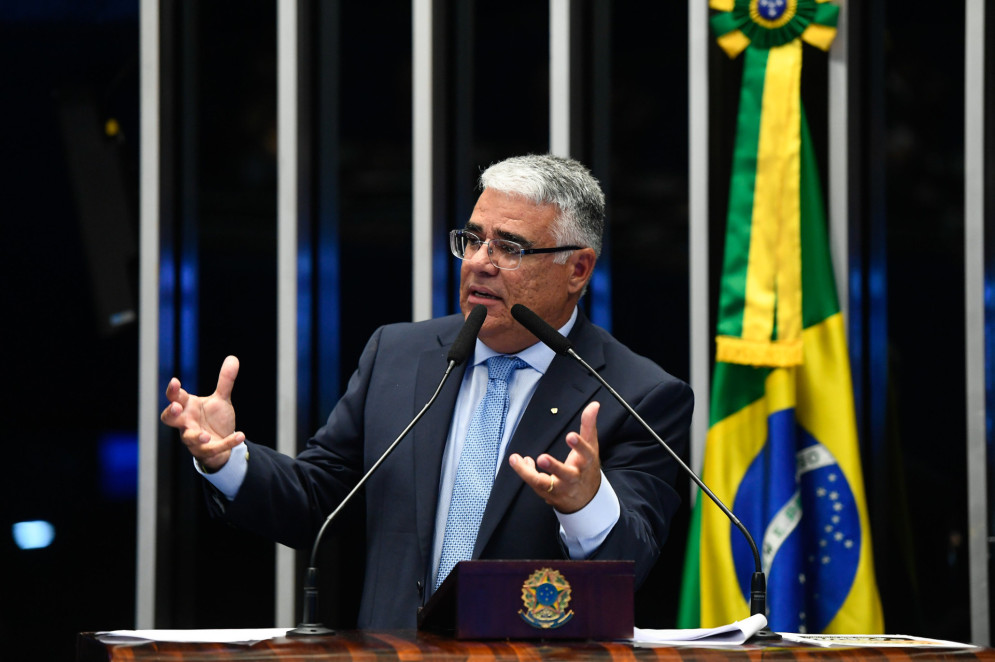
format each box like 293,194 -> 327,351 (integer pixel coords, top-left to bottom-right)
550,407 -> 558,415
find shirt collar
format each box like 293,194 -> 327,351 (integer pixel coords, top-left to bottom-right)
471,306 -> 578,374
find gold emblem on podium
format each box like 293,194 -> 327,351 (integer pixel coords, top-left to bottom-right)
519,567 -> 574,629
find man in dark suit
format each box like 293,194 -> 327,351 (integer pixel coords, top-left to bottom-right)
161,154 -> 693,629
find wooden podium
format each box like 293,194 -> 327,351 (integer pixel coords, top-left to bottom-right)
78,561 -> 995,661
77,629 -> 995,662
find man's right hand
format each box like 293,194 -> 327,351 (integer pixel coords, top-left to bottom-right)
160,355 -> 245,472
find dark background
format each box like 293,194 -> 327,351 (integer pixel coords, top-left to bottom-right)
0,1 -> 987,659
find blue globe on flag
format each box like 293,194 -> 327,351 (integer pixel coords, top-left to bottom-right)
730,409 -> 862,632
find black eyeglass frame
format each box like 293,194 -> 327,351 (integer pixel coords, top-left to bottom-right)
449,228 -> 584,270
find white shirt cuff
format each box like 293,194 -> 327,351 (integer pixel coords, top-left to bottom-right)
193,442 -> 249,501
556,470 -> 620,558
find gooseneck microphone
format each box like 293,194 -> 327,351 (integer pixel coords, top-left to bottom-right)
510,304 -> 780,642
287,305 -> 487,637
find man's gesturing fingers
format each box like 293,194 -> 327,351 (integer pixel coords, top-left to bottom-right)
183,428 -> 245,465
161,378 -> 190,425
509,401 -> 603,514
508,453 -> 549,497
161,356 -> 240,443
214,355 -> 240,401
562,401 -> 601,469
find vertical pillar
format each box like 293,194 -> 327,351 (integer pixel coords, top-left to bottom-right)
687,0 -> 710,479
550,0 -> 570,158
276,0 -> 299,627
413,0 -> 434,322
137,0 -> 161,630
965,0 -> 988,646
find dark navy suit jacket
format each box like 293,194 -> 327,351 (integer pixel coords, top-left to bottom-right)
207,312 -> 693,629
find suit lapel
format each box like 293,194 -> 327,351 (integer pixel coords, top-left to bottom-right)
473,314 -> 606,556
412,321 -> 468,569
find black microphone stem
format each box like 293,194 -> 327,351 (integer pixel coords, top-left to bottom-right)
565,350 -> 760,578
289,358 -> 460,637
307,358 -> 458,568
565,348 -> 779,641
289,305 -> 485,637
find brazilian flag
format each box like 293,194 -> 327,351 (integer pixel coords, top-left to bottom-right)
678,0 -> 883,633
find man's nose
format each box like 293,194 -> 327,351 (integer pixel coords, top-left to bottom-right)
467,244 -> 498,270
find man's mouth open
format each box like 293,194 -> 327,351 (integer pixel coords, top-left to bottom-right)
470,289 -> 503,302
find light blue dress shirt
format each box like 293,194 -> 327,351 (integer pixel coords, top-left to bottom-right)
427,307 -> 619,591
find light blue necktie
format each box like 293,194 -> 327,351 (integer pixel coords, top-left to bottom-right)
435,355 -> 527,590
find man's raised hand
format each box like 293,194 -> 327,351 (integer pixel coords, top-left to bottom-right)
160,355 -> 245,472
508,401 -> 603,514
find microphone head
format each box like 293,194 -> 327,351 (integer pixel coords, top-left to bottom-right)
510,304 -> 573,355
447,304 -> 487,365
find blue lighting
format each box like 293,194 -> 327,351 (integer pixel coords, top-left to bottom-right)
99,431 -> 138,499
12,520 -> 56,550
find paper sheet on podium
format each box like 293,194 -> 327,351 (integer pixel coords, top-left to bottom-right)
778,633 -> 977,648
96,629 -> 291,644
631,614 -> 767,646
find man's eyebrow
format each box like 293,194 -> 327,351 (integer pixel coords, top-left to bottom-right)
494,227 -> 534,247
463,221 -> 535,247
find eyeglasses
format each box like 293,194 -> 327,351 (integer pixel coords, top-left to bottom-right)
449,229 -> 583,271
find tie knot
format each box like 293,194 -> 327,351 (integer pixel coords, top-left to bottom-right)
485,355 -> 527,383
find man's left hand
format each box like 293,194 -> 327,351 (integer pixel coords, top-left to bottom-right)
509,401 -> 602,514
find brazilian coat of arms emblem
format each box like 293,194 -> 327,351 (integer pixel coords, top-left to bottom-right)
519,568 -> 574,629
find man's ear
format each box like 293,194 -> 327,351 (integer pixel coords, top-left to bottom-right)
567,248 -> 597,295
